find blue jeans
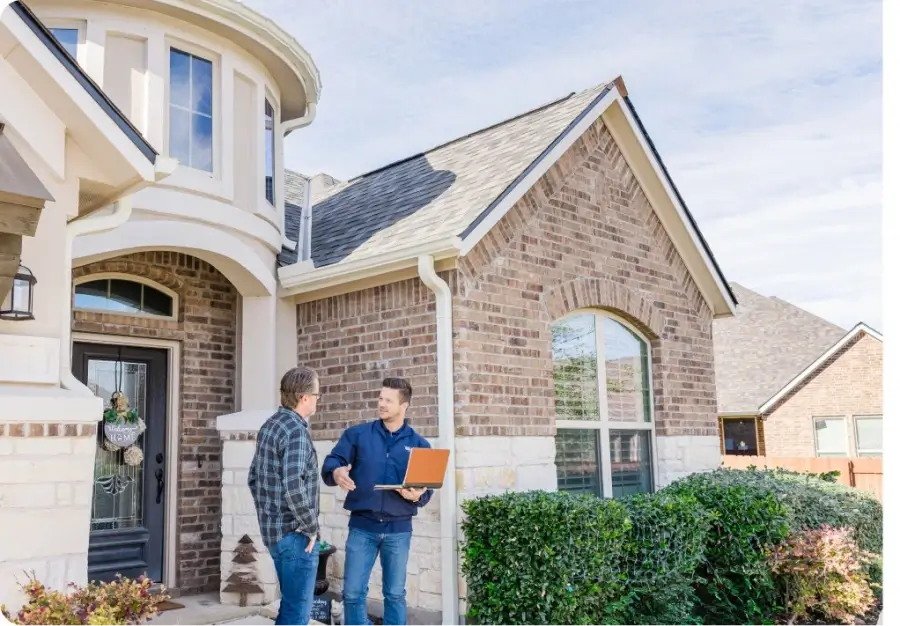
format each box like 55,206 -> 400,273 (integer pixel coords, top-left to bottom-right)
268,532 -> 319,625
343,528 -> 412,625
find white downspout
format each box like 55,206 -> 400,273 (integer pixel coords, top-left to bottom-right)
281,103 -> 317,254
417,254 -> 459,625
59,196 -> 134,395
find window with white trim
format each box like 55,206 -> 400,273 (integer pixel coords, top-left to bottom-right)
169,47 -> 213,172
264,98 -> 276,205
854,415 -> 882,457
553,311 -> 655,498
74,278 -> 175,319
813,416 -> 848,457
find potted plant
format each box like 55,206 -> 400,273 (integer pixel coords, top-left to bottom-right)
315,540 -> 337,596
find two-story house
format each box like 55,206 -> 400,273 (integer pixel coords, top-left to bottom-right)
1,0 -> 738,621
0,0 -> 320,607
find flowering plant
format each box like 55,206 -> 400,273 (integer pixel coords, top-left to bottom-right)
767,525 -> 876,625
0,573 -> 168,625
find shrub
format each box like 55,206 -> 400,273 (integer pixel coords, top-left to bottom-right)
617,492 -> 711,625
0,574 -> 168,625
768,526 -> 876,625
679,467 -> 884,590
762,468 -> 882,555
691,468 -> 882,554
461,490 -> 633,625
662,472 -> 792,624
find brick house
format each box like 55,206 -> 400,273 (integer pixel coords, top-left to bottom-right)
220,80 -> 738,622
1,0 -> 738,621
714,283 -> 883,459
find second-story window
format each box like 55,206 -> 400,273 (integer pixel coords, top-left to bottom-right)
265,99 -> 275,205
169,48 -> 213,172
49,28 -> 79,60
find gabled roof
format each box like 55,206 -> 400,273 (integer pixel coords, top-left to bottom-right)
713,283 -> 847,414
301,85 -> 612,267
758,322 -> 882,414
281,78 -> 736,316
9,1 -> 157,164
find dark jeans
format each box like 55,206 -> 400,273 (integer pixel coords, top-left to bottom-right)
343,527 -> 412,625
268,532 -> 319,625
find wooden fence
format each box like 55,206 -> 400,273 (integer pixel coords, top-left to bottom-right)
721,456 -> 883,502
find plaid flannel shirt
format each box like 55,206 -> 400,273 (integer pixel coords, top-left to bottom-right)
248,407 -> 319,549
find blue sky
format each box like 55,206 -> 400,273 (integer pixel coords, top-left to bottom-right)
244,0 -> 882,330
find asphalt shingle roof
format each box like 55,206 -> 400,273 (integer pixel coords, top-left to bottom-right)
713,283 -> 846,414
282,84 -> 611,269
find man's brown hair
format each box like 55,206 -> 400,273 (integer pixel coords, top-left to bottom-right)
382,377 -> 412,405
280,366 -> 318,409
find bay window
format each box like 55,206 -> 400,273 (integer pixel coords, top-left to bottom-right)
169,47 -> 213,172
265,99 -> 276,205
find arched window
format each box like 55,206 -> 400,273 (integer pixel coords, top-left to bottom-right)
552,310 -> 655,498
74,275 -> 176,319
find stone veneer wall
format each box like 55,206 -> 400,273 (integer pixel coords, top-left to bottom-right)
314,440 -> 444,620
217,422 -> 445,622
219,427 -> 278,606
0,422 -> 97,609
73,252 -> 238,594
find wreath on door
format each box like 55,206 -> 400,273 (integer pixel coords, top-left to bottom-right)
100,351 -> 146,467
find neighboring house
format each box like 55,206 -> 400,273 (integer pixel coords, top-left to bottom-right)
714,283 -> 883,459
0,0 -> 738,622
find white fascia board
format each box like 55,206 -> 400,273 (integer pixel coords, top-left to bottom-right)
458,88 -> 618,257
278,236 -> 461,296
759,322 -> 883,413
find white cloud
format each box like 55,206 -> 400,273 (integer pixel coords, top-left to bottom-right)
243,0 -> 881,329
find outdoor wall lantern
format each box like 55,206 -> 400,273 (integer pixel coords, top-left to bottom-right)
0,264 -> 37,321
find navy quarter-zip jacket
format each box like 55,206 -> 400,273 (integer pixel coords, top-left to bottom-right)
321,419 -> 433,533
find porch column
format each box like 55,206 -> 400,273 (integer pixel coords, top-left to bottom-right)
239,296 -> 278,410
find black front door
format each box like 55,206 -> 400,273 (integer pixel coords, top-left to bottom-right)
73,342 -> 168,583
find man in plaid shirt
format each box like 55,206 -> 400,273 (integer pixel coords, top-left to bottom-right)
248,366 -> 321,625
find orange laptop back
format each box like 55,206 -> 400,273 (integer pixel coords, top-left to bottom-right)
374,448 -> 450,490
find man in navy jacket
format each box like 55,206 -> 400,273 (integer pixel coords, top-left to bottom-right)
321,377 -> 433,626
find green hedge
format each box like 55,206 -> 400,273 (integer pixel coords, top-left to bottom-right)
662,472 -> 792,624
460,490 -> 711,625
460,468 -> 882,625
460,491 -> 632,625
617,492 -> 711,624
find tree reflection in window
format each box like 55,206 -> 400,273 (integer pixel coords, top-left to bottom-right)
553,311 -> 655,498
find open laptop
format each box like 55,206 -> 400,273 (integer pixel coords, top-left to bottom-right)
374,448 -> 450,490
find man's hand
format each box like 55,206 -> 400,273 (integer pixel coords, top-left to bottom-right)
397,487 -> 425,502
305,535 -> 316,553
333,465 -> 355,492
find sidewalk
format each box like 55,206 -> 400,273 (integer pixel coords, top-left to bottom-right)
149,593 -> 326,626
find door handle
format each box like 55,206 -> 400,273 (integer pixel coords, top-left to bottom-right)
155,468 -> 164,504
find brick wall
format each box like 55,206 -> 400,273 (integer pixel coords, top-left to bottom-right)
762,332 -> 883,457
73,252 -> 238,594
296,275 -> 457,440
454,118 -> 717,438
